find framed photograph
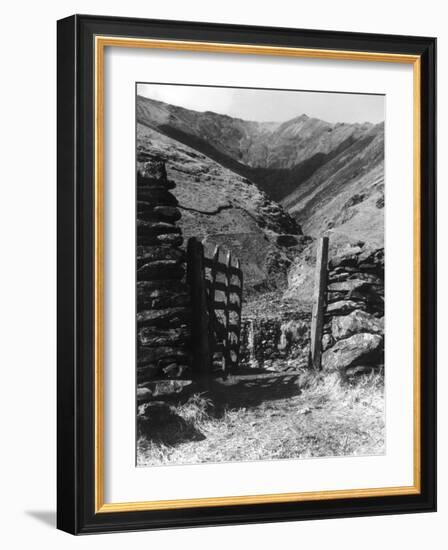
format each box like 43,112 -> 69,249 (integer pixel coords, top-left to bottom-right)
57,14 -> 436,534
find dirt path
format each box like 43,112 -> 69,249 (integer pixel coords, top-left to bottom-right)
137,373 -> 385,466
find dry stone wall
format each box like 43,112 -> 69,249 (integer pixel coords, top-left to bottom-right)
239,311 -> 311,372
136,157 -> 193,402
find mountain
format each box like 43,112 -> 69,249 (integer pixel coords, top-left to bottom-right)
137,95 -> 384,304
137,95 -> 377,202
137,123 -> 304,294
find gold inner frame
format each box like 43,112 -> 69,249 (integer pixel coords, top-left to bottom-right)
94,36 -> 421,513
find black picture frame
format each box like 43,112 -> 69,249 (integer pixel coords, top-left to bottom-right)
57,14 -> 436,535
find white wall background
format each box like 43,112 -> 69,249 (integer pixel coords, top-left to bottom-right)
0,0 -> 443,547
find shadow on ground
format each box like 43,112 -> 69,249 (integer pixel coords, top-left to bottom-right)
209,372 -> 304,413
138,402 -> 206,446
25,510 -> 56,528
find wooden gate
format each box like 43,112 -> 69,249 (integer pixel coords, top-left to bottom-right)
187,237 -> 243,383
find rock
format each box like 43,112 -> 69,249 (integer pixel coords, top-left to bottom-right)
137,363 -> 161,382
138,326 -> 191,347
346,272 -> 383,285
137,158 -> 168,182
137,397 -> 204,443
138,290 -> 190,310
137,245 -> 185,266
151,295 -> 190,309
137,203 -> 180,221
162,363 -> 191,378
330,266 -> 359,275
137,188 -> 179,205
153,205 -> 182,221
137,402 -> 175,437
322,333 -> 383,372
348,288 -> 384,308
137,260 -> 185,281
357,246 -> 384,269
276,234 -> 300,247
137,386 -> 152,403
139,233 -> 183,247
326,300 -> 361,315
322,333 -> 334,351
138,379 -> 194,399
332,310 -> 384,340
137,220 -> 181,237
137,280 -> 189,293
137,307 -> 191,328
329,246 -> 363,269
328,279 -> 373,293
137,180 -> 176,191
138,345 -> 191,365
278,319 -> 308,351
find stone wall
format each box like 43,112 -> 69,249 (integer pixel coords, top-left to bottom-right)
322,244 -> 384,377
136,157 -> 193,402
240,311 -> 311,372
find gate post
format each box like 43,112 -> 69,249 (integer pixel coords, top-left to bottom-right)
310,236 -> 329,370
187,237 -> 211,388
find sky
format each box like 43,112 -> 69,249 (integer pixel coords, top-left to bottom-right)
137,83 -> 385,125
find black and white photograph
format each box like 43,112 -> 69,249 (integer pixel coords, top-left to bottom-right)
135,83 -> 385,467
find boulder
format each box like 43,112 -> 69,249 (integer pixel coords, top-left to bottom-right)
322,333 -> 383,372
332,310 -> 384,340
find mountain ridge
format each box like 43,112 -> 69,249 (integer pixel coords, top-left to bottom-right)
137,95 -> 380,202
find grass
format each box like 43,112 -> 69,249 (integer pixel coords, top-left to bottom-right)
137,371 -> 385,466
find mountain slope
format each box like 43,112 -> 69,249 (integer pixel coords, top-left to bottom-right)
137,123 -> 304,292
137,95 -> 376,202
282,122 -> 384,246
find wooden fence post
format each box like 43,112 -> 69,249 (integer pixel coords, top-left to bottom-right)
187,237 -> 211,388
310,236 -> 329,370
